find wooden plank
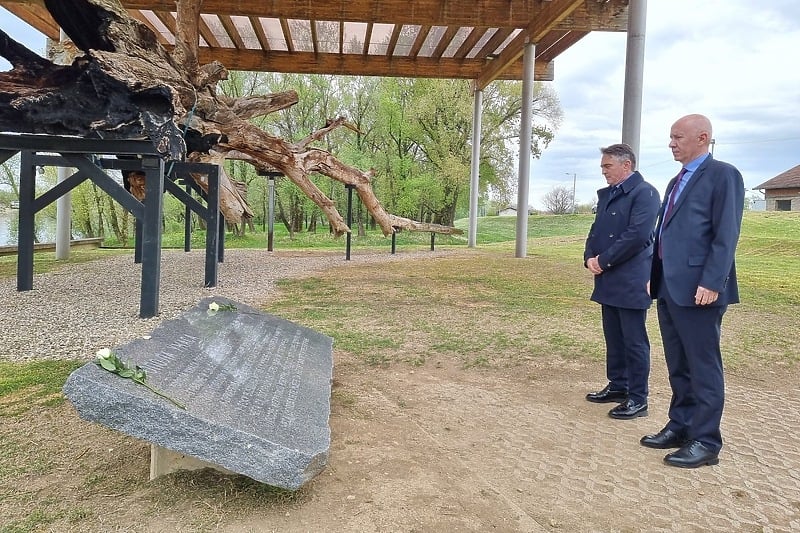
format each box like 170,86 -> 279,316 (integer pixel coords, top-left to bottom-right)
279,17 -> 294,52
115,0 -> 539,27
363,22 -> 373,55
249,15 -> 271,51
475,0 -> 584,89
197,47 -> 554,81
219,14 -> 246,50
151,10 -> 176,35
386,24 -> 402,56
536,29 -> 588,62
408,25 -> 431,57
0,1 -> 59,40
432,26 -> 460,58
310,19 -> 319,54
198,15 -> 222,48
473,28 -> 513,60
453,27 -> 487,59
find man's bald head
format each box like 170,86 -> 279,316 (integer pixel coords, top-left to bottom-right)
669,114 -> 713,164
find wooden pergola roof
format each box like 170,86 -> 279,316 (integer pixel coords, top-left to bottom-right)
1,0 -> 628,89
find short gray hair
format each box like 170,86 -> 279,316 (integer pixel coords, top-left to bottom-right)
599,143 -> 636,170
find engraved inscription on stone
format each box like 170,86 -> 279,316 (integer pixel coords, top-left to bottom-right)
63,297 -> 334,490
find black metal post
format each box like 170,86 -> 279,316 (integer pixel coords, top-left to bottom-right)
345,184 -> 354,260
183,178 -> 192,252
134,219 -> 143,263
430,232 -> 435,251
391,231 -> 396,255
16,150 -> 36,291
268,176 -> 275,251
204,165 -> 220,287
139,157 -> 165,318
218,214 -> 225,262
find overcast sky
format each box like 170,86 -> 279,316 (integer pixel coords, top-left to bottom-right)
530,0 -> 800,208
2,1 -> 799,209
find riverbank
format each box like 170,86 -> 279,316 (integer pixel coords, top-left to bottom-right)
0,237 -> 105,257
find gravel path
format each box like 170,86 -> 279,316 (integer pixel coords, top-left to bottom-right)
0,248 -> 454,362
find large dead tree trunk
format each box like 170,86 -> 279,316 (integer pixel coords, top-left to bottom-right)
0,0 -> 462,237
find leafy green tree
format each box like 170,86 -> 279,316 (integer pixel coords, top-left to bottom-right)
366,77 -> 562,225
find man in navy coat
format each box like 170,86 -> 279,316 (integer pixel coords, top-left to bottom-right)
642,114 -> 744,468
584,143 -> 660,419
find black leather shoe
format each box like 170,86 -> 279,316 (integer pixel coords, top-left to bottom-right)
640,427 -> 688,449
608,399 -> 648,419
664,440 -> 719,468
586,384 -> 628,403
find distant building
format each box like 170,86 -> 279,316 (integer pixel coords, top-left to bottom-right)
498,205 -> 534,216
754,165 -> 800,211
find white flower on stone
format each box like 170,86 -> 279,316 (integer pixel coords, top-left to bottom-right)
207,301 -> 220,316
96,348 -> 113,360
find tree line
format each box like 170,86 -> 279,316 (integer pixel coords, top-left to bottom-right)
0,74 -> 562,244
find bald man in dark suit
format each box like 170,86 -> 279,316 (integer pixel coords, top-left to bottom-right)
642,114 -> 744,468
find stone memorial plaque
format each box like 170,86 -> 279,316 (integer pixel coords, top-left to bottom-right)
63,297 -> 333,490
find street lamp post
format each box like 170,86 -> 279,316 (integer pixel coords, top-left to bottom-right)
566,172 -> 577,213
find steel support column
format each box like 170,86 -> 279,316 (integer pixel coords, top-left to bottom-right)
468,88 -> 483,248
515,42 -> 536,258
621,0 -> 647,162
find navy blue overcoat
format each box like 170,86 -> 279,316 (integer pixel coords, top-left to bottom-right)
584,171 -> 660,309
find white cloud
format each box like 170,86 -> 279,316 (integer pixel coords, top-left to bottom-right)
531,0 -> 800,208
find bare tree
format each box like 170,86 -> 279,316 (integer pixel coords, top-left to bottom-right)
542,186 -> 574,215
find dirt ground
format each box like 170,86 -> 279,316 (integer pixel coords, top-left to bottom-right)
3,348 -> 799,532
2,248 -> 799,532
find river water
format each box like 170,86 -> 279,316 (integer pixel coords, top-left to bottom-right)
0,210 -> 59,246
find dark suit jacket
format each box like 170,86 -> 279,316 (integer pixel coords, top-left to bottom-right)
651,155 -> 745,307
584,171 -> 661,309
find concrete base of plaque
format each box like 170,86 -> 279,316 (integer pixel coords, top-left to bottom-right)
63,297 -> 334,490
150,444 -> 237,479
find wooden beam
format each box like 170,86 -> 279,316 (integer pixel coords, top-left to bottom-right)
535,29 -> 588,62
151,10 -> 177,38
529,0 -> 587,42
310,19 -> 319,54
475,0 -> 584,90
473,28 -> 514,60
339,19 -> 345,54
279,17 -> 294,52
556,0 -> 628,32
409,25 -> 432,57
0,0 -> 628,49
114,0 -> 539,27
249,16 -> 271,51
363,22 -> 373,56
453,27 -> 487,59
386,24 -> 402,56
219,15 -> 245,49
195,47 -> 554,81
197,14 -> 222,48
0,2 -> 59,40
432,25 -> 461,58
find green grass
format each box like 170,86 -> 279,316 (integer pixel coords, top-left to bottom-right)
1,211 -> 797,391
0,248 -> 130,279
454,213 -> 593,244
0,360 -> 83,416
0,211 -> 797,532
